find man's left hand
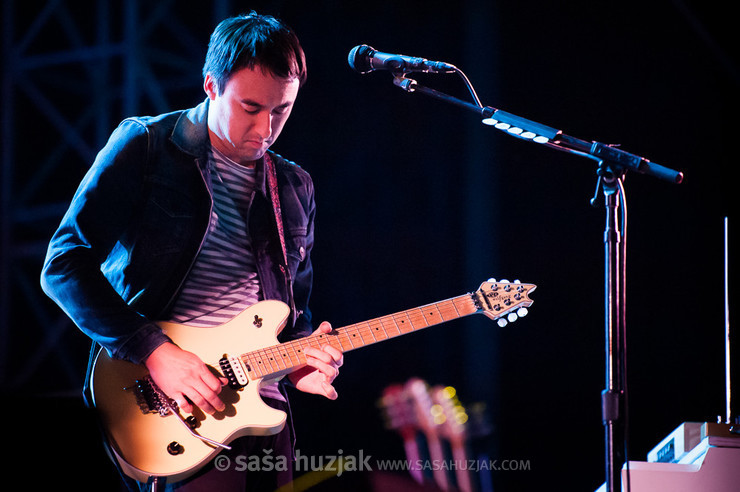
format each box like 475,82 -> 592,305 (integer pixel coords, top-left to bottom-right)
288,321 -> 343,399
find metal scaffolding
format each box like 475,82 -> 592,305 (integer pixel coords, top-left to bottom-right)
1,0 -> 232,394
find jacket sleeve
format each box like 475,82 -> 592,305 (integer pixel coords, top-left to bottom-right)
40,119 -> 171,364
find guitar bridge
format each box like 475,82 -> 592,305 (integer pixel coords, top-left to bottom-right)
129,375 -> 177,416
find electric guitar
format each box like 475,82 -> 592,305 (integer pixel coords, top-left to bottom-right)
379,383 -> 425,485
407,377 -> 452,490
431,384 -> 475,492
91,279 -> 535,483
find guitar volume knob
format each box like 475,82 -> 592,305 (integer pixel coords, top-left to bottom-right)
167,441 -> 184,455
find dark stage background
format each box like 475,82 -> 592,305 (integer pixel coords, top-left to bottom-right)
1,1 -> 735,490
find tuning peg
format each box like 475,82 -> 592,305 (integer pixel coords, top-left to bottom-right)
507,312 -> 518,323
517,307 -> 528,317
497,318 -> 508,328
487,278 -> 496,283
500,279 -> 510,283
514,279 -> 521,284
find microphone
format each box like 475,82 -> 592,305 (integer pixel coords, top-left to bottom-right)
348,45 -> 456,74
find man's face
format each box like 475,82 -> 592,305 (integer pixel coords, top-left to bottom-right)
204,66 -> 300,166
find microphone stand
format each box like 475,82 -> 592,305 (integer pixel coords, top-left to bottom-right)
389,72 -> 683,492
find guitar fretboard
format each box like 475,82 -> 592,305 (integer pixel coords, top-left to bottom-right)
241,293 -> 478,379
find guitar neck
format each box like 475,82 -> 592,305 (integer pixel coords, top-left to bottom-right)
242,293 -> 479,380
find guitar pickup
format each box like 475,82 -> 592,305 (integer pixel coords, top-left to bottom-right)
219,355 -> 249,389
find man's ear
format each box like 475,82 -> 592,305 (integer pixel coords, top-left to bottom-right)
203,73 -> 218,100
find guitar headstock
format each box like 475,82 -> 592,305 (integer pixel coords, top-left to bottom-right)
430,385 -> 468,443
475,278 -> 536,327
378,383 -> 418,439
405,377 -> 441,437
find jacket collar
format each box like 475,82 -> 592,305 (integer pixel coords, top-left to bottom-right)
171,98 -> 210,158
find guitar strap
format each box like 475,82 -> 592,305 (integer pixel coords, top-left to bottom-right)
264,153 -> 297,319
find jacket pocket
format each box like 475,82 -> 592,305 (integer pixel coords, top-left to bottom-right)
285,230 -> 308,279
139,178 -> 200,255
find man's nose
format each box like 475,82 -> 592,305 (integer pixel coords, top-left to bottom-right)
255,111 -> 273,140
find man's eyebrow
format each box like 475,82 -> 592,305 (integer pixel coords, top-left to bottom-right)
240,98 -> 263,107
240,99 -> 293,110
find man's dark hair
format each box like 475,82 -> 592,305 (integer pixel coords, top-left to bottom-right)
202,12 -> 307,94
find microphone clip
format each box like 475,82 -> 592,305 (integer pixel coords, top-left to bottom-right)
392,75 -> 417,93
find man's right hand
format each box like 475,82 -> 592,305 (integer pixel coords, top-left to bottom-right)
144,342 -> 226,415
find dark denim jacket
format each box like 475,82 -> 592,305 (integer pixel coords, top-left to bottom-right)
40,99 -> 315,368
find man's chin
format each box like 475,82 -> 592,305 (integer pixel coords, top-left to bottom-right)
235,147 -> 266,165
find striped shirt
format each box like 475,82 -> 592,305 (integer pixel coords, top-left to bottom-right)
168,148 -> 284,400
